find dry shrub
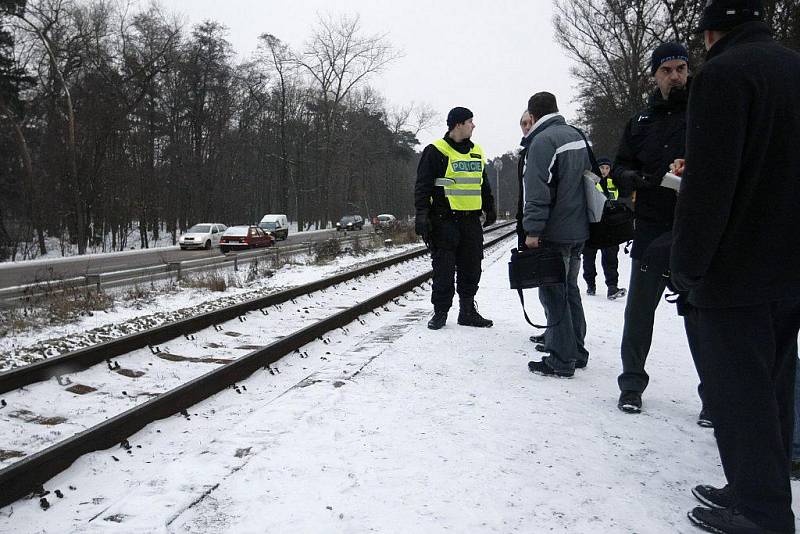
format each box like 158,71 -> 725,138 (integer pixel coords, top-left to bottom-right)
313,239 -> 342,263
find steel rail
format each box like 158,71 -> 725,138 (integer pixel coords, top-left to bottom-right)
0,221 -> 515,394
0,224 -> 516,508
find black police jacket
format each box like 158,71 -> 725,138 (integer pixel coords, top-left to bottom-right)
414,133 -> 494,219
612,86 -> 688,259
671,22 -> 800,307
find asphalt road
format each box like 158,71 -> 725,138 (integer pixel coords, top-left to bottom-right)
0,226 -> 374,290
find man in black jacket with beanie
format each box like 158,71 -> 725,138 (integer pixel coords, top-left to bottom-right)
415,107 -> 496,330
671,1 -> 800,532
613,42 -> 693,415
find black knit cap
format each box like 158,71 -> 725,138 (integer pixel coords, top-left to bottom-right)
597,157 -> 613,167
695,0 -> 763,33
446,107 -> 473,130
651,42 -> 689,75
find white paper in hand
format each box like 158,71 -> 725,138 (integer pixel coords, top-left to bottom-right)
660,172 -> 681,191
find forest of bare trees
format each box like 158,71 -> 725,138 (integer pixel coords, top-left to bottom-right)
489,0 -> 799,217
0,0 -> 434,259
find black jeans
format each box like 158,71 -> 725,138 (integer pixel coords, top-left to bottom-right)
684,299 -> 800,533
429,214 -> 483,313
538,243 -> 588,372
582,245 -> 620,289
618,259 -> 668,393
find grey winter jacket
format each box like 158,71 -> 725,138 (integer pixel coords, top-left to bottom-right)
522,114 -> 591,244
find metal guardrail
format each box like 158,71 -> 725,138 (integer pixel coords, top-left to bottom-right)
0,223 -> 516,509
0,233 -> 385,308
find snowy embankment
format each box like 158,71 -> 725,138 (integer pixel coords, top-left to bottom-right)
1,237 -> 798,533
0,242 -> 419,371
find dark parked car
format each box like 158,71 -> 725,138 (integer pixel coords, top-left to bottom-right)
220,225 -> 275,253
336,215 -> 364,231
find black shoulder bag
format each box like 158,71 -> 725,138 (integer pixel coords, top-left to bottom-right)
570,126 -> 635,250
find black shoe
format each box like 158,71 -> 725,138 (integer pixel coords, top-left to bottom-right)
692,485 -> 732,510
697,408 -> 714,428
457,302 -> 493,328
534,344 -> 548,353
688,506 -> 785,534
607,286 -> 627,300
528,359 -> 574,378
618,390 -> 642,413
586,285 -> 596,296
575,360 -> 587,369
529,334 -> 545,344
427,311 -> 447,330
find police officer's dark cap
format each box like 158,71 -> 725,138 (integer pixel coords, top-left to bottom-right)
597,157 -> 613,167
447,107 -> 473,130
650,42 -> 689,75
695,0 -> 764,33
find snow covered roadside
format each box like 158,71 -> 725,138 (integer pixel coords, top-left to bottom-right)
0,243 -> 420,370
2,239 -> 798,533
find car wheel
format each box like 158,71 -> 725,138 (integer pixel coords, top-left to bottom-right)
203,240 -> 211,250
220,247 -> 228,253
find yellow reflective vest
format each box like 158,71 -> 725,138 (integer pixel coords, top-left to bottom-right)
431,138 -> 484,211
596,177 -> 618,200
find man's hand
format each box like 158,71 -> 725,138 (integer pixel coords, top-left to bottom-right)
414,211 -> 431,242
525,235 -> 541,249
616,170 -> 657,192
670,271 -> 702,293
483,207 -> 497,228
670,158 -> 686,177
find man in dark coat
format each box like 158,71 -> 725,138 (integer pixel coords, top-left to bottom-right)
612,42 -> 693,415
670,1 -> 800,532
414,107 -> 496,330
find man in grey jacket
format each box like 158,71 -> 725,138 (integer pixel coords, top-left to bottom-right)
522,92 -> 592,378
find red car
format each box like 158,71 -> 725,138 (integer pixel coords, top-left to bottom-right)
219,225 -> 275,253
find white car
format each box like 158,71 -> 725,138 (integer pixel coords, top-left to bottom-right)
179,223 -> 227,250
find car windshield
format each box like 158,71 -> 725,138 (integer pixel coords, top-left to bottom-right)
187,225 -> 211,233
223,226 -> 250,237
340,216 -> 357,224
378,216 -> 391,222
259,222 -> 278,230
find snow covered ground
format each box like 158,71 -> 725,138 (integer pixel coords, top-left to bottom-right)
1,236 -> 798,533
0,242 -> 420,370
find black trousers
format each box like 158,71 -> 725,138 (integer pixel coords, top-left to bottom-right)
684,299 -> 800,533
582,245 -> 620,288
618,259 -> 669,393
430,215 -> 483,312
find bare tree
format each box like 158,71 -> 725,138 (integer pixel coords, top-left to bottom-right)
294,13 -> 400,227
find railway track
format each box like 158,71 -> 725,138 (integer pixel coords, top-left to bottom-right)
0,222 -> 516,508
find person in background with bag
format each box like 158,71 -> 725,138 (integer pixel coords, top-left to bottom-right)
521,92 -> 591,378
581,157 -> 626,300
414,106 -> 496,331
613,42 -> 690,415
670,1 -> 800,530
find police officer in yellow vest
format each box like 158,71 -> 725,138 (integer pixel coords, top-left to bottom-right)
414,107 -> 496,330
581,157 -> 627,300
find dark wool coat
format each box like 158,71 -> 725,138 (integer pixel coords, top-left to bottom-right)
670,22 -> 800,307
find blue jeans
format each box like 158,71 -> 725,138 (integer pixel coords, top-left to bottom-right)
538,243 -> 589,372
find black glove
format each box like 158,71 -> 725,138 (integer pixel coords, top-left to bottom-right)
670,270 -> 703,293
414,211 -> 432,241
483,207 -> 497,228
617,170 -> 657,192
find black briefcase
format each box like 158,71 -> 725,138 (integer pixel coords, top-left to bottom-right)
508,247 -> 565,290
587,200 -> 634,249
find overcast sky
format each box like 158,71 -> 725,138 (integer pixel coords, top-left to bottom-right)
161,0 -> 580,159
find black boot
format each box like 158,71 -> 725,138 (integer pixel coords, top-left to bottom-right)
427,311 -> 447,330
457,300 -> 493,328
